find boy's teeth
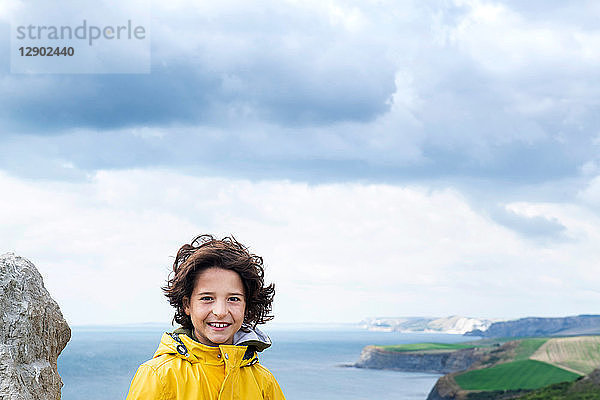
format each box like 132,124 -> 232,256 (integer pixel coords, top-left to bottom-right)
210,322 -> 229,328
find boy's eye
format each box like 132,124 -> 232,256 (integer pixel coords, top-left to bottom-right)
200,296 -> 213,301
228,297 -> 241,302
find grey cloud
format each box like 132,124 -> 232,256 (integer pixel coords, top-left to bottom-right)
489,205 -> 567,240
1,64 -> 221,133
1,0 -> 599,188
1,1 -> 399,134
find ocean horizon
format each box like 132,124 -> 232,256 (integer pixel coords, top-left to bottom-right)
58,324 -> 474,400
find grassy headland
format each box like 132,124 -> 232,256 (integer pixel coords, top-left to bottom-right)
377,342 -> 477,352
411,335 -> 600,399
451,336 -> 600,392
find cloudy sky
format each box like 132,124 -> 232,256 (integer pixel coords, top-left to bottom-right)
1,0 -> 599,326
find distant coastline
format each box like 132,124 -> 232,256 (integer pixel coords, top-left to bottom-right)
360,314 -> 600,337
359,315 -> 496,334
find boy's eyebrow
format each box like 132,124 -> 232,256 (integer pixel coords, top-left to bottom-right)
195,291 -> 244,296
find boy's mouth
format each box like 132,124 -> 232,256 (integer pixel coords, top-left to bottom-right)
207,322 -> 232,329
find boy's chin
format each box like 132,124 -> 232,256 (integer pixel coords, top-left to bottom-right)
204,334 -> 234,346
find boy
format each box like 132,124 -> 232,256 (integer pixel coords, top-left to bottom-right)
126,235 -> 285,400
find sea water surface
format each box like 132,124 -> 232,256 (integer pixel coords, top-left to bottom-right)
58,324 -> 475,400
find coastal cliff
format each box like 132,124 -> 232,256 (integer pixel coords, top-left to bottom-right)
426,377 -> 527,400
426,373 -> 466,400
465,315 -> 600,338
354,345 -> 486,374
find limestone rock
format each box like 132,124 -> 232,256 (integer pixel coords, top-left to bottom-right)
0,253 -> 71,400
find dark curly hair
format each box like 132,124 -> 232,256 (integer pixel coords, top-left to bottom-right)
162,234 -> 275,331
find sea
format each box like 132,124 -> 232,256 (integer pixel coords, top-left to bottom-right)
58,324 -> 476,400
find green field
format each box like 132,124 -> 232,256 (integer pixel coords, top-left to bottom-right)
377,342 -> 476,352
530,336 -> 600,375
455,360 -> 581,391
515,367 -> 600,400
514,338 -> 548,360
377,336 -> 598,396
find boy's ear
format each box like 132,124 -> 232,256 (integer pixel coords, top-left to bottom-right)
183,297 -> 190,315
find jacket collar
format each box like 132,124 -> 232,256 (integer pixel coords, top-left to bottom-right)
153,327 -> 271,367
233,327 -> 272,352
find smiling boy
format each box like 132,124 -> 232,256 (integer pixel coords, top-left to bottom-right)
126,235 -> 285,400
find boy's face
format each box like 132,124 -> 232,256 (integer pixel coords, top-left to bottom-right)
184,267 -> 246,346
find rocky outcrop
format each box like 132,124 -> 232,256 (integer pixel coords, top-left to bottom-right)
354,345 -> 486,374
465,315 -> 600,338
0,253 -> 71,400
426,373 -> 464,400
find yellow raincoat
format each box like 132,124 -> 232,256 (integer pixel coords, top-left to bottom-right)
126,328 -> 285,400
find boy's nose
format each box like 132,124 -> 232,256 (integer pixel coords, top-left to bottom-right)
211,301 -> 227,317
